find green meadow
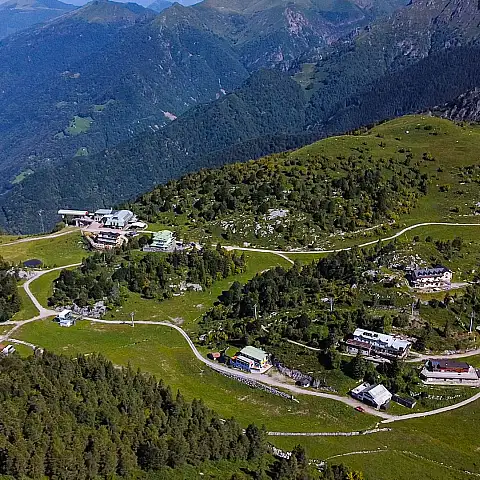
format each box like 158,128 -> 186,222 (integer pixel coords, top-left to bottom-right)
14,319 -> 375,434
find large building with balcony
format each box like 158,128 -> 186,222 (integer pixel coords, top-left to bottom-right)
345,328 -> 412,359
409,266 -> 452,290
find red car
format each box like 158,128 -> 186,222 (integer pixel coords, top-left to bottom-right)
355,406 -> 366,413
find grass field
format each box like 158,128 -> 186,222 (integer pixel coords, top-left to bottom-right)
272,399 -> 480,480
12,287 -> 39,321
14,319 -> 375,433
11,343 -> 34,357
105,251 -> 292,329
0,231 -> 86,266
66,115 -> 93,135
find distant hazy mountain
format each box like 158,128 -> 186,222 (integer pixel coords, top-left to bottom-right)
188,0 -> 411,70
0,0 -> 75,39
148,0 -> 200,11
147,0 -> 171,12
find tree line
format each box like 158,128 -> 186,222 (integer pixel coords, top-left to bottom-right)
131,144 -> 425,246
49,246 -> 246,308
0,256 -> 20,322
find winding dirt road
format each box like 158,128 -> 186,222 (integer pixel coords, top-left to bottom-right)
223,222 -> 480,255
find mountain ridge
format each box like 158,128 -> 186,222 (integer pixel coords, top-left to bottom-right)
0,0 -> 75,38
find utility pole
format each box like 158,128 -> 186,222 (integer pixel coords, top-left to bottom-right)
470,311 -> 475,334
38,210 -> 45,234
131,311 -> 135,328
254,304 -> 258,320
330,297 -> 334,313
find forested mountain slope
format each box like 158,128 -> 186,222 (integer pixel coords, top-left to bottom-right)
2,0 -> 480,233
0,70 -> 311,233
189,0 -> 410,70
0,0 -> 75,39
0,0 -> 249,192
0,0 -> 408,197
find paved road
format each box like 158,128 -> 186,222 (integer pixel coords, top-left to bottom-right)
381,390 -> 480,424
0,228 -> 79,248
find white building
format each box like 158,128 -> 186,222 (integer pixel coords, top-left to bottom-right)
58,209 -> 90,226
0,344 -> 16,356
420,360 -> 480,386
104,210 -> 136,229
56,309 -> 75,327
94,208 -> 113,222
143,230 -> 175,252
346,328 -> 412,359
351,383 -> 392,409
409,266 -> 452,290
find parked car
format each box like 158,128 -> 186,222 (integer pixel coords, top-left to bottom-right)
355,406 -> 366,413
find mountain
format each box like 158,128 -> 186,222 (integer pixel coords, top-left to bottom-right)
188,0 -> 411,70
148,0 -> 201,12
429,89 -> 480,123
147,0 -> 171,12
0,0 -> 75,39
0,0 -> 249,194
3,0 -> 478,233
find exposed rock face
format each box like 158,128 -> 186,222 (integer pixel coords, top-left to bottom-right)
430,89 -> 480,122
192,0 -> 411,70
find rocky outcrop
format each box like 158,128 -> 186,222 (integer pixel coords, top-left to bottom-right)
429,89 -> 480,123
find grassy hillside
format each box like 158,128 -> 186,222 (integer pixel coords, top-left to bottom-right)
14,320 -> 374,434
131,116 -> 480,249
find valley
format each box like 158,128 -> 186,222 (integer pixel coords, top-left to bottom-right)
0,115 -> 480,479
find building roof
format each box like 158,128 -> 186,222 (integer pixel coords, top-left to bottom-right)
58,309 -> 72,319
363,384 -> 392,405
412,266 -> 450,279
429,359 -> 470,370
113,210 -> 133,221
58,209 -> 88,216
95,208 -> 113,215
153,230 -> 174,241
421,367 -> 479,381
234,355 -> 255,366
353,328 -> 411,350
240,346 -> 268,362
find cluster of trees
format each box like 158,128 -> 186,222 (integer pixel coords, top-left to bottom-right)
0,256 -> 20,322
132,147 -> 424,243
345,352 -> 419,394
49,247 -> 246,307
0,352 -> 267,478
114,246 -> 246,300
202,243 -> 401,346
